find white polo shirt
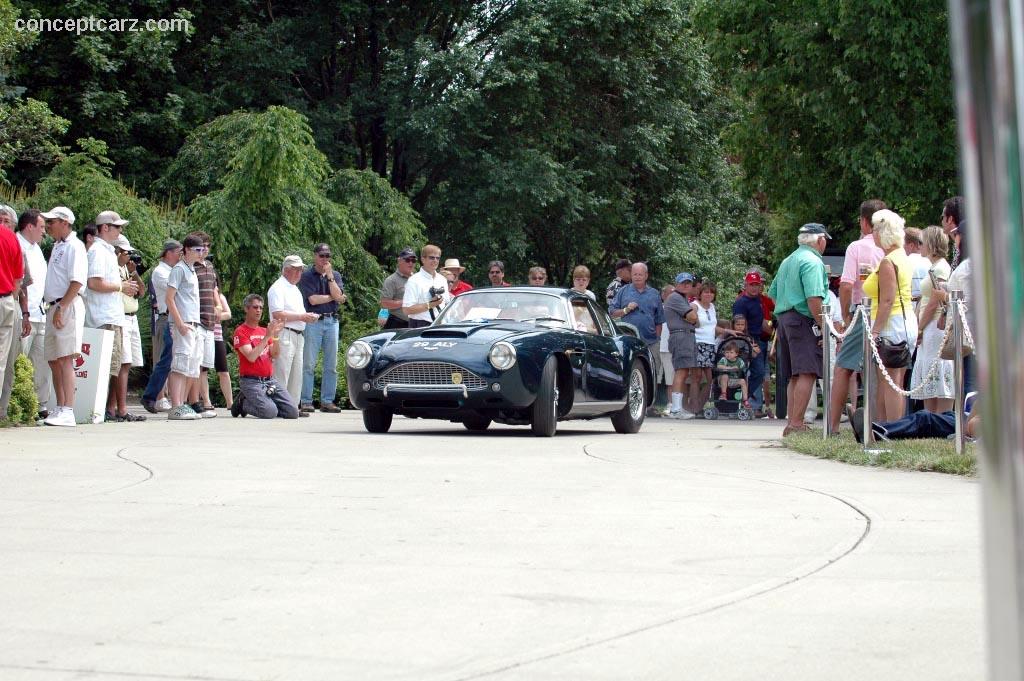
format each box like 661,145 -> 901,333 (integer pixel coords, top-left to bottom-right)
150,260 -> 172,314
43,232 -> 87,304
402,268 -> 452,323
85,238 -> 125,327
268,276 -> 307,331
17,232 -> 47,322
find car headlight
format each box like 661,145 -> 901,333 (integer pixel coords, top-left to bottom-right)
346,340 -> 373,369
488,341 -> 517,370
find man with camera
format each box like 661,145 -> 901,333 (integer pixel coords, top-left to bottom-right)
297,243 -> 347,413
231,293 -> 298,419
402,244 -> 451,328
103,233 -> 147,421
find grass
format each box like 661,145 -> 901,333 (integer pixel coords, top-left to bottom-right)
783,429 -> 977,477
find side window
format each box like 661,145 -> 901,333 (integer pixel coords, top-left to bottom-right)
588,301 -> 614,336
571,299 -> 600,334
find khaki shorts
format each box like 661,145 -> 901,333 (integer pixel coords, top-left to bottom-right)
123,315 -> 144,367
44,297 -> 85,362
170,323 -> 202,378
102,324 -> 125,376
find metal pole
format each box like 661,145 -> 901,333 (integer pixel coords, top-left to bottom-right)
951,290 -> 965,456
822,301 -> 832,439
948,0 -> 1024,676
860,301 -> 873,449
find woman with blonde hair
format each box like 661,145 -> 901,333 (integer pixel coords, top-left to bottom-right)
910,226 -> 954,412
570,265 -> 596,300
863,209 -> 918,421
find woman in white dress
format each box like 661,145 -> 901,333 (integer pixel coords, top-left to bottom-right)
693,282 -> 726,412
910,226 -> 954,413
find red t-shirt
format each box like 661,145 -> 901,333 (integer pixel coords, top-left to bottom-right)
233,323 -> 273,378
451,280 -> 473,296
0,228 -> 24,294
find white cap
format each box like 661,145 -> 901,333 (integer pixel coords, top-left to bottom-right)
95,210 -> 129,226
40,206 -> 76,224
282,254 -> 306,268
113,234 -> 135,252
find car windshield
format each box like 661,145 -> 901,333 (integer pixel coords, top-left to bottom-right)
435,290 -> 568,326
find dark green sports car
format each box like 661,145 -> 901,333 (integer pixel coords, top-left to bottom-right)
346,287 -> 656,436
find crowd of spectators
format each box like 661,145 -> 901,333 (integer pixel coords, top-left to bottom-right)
0,197 -> 977,444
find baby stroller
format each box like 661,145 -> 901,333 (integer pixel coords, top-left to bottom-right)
704,336 -> 756,421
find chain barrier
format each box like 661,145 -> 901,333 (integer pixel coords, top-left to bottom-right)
862,302 -> 963,398
958,301 -> 975,349
821,312 -> 861,341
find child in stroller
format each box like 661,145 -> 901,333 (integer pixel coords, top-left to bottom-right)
705,337 -> 756,420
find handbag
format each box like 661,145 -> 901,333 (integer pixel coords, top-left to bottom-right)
940,302 -> 975,360
875,262 -> 912,369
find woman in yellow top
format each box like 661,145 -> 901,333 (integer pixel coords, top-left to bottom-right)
862,209 -> 917,422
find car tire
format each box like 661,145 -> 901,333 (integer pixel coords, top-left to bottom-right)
363,407 -> 393,433
463,417 -> 492,432
530,357 -> 559,437
612,360 -> 648,434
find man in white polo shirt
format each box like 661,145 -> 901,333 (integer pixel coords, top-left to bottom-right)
268,255 -> 318,413
16,209 -> 49,416
86,210 -> 139,422
402,244 -> 451,328
41,206 -> 87,427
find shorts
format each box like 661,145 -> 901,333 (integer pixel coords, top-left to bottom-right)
198,325 -> 216,369
122,315 -> 144,367
170,324 -> 203,378
696,342 -> 716,368
44,297 -> 85,362
660,351 -> 674,385
214,338 -> 228,373
776,310 -> 823,378
103,325 -> 124,376
668,330 -> 697,369
835,309 -> 865,371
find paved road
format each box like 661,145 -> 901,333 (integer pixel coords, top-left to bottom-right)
0,412 -> 983,681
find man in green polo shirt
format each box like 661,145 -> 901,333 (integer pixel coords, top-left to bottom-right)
767,223 -> 830,436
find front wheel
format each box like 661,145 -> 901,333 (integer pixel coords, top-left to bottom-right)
363,407 -> 393,433
612,361 -> 648,434
530,357 -> 559,437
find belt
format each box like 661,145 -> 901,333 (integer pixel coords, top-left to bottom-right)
240,374 -> 272,380
157,312 -> 167,317
125,312 -> 137,317
0,291 -> 11,298
183,321 -> 200,327
669,328 -> 695,334
318,312 -> 339,319
284,327 -> 303,335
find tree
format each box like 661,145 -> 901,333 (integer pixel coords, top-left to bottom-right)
695,0 -> 958,251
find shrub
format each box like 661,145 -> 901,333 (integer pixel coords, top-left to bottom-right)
4,354 -> 39,425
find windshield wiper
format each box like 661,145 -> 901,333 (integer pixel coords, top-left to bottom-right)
520,316 -> 568,324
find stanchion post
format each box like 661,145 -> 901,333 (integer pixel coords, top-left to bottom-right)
950,290 -> 965,455
821,302 -> 832,439
860,300 -> 873,449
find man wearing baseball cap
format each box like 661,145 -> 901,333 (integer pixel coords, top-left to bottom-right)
664,272 -> 700,418
733,269 -> 772,416
605,258 -> 632,309
379,248 -> 416,329
141,239 -> 182,413
40,206 -> 86,426
297,242 -> 347,413
268,254 -> 318,412
768,223 -> 830,436
107,233 -> 147,421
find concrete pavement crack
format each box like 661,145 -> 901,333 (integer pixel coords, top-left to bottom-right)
444,443 -> 872,681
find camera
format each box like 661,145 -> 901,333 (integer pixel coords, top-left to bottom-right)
429,286 -> 446,298
128,252 -> 147,276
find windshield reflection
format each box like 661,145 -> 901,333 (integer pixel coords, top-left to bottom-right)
435,290 -> 568,326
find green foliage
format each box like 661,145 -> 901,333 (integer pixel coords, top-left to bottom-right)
695,0 -> 958,241
5,354 -> 39,425
32,139 -> 185,263
785,429 -> 976,477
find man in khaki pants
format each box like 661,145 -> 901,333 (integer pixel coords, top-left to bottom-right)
0,205 -> 24,420
268,255 -> 317,416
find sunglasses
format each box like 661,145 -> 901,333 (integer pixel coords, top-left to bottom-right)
317,252 -> 332,258
425,255 -> 441,260
189,246 -> 206,253
401,257 -> 417,263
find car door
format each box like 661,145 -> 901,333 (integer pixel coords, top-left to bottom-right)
577,299 -> 627,404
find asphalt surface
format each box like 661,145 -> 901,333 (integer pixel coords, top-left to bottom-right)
0,411 -> 984,681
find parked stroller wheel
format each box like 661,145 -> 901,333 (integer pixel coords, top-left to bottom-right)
737,408 -> 753,421
703,407 -> 719,420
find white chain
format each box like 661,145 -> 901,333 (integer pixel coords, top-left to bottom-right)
862,304 -> 961,398
958,302 -> 975,349
822,309 -> 860,340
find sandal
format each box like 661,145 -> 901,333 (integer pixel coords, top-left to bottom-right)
118,412 -> 147,422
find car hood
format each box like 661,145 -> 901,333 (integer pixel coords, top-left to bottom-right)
378,323 -> 549,354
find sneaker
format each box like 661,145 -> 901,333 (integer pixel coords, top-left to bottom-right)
44,407 -> 76,427
299,403 -> 316,413
298,410 -> 310,418
231,391 -> 244,418
141,399 -> 158,414
168,405 -> 200,421
155,398 -> 172,412
319,402 -> 341,413
679,409 -> 696,420
200,405 -> 217,418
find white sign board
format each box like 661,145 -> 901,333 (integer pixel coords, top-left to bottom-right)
49,326 -> 113,424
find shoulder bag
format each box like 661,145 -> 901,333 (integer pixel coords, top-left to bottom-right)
875,262 -> 912,369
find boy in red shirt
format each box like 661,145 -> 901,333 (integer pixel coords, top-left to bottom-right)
231,293 -> 298,419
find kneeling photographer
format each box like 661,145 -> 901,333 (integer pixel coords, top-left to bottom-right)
401,244 -> 452,328
231,293 -> 298,419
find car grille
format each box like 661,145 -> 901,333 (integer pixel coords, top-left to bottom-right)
373,362 -> 488,390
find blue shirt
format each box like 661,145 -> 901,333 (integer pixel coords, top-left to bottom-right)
298,267 -> 344,315
611,284 -> 665,343
732,293 -> 765,341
